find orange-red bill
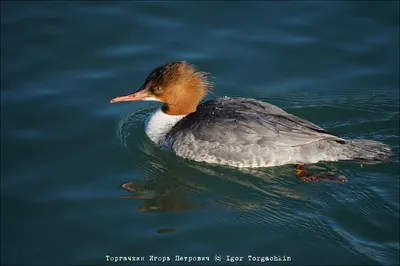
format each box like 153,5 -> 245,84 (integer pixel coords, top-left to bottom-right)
110,89 -> 148,103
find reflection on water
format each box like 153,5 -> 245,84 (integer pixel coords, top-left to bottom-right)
121,180 -> 195,213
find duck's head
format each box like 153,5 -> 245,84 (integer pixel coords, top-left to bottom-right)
110,61 -> 213,115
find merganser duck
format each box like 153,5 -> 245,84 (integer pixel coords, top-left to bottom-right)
110,61 -> 392,181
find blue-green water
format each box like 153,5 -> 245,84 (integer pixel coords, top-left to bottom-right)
1,1 -> 399,265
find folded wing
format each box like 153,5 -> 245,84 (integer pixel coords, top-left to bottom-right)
167,97 -> 343,147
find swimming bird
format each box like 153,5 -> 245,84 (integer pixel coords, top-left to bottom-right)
110,61 -> 392,182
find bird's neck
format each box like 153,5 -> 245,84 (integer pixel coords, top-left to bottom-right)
144,108 -> 186,145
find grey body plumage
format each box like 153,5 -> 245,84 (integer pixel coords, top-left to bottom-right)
165,97 -> 392,168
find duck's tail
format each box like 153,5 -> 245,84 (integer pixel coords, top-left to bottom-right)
341,139 -> 393,164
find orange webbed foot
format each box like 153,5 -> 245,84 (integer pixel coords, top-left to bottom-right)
296,164 -> 347,183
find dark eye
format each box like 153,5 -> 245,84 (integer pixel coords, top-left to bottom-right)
153,86 -> 163,93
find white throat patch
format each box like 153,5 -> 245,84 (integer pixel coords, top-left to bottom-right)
144,108 -> 186,145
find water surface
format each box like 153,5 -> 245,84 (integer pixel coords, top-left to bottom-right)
1,1 -> 399,265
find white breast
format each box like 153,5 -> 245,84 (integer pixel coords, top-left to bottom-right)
144,108 -> 185,145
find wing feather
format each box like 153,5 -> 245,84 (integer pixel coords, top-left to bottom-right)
163,97 -> 347,167
166,97 -> 342,149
